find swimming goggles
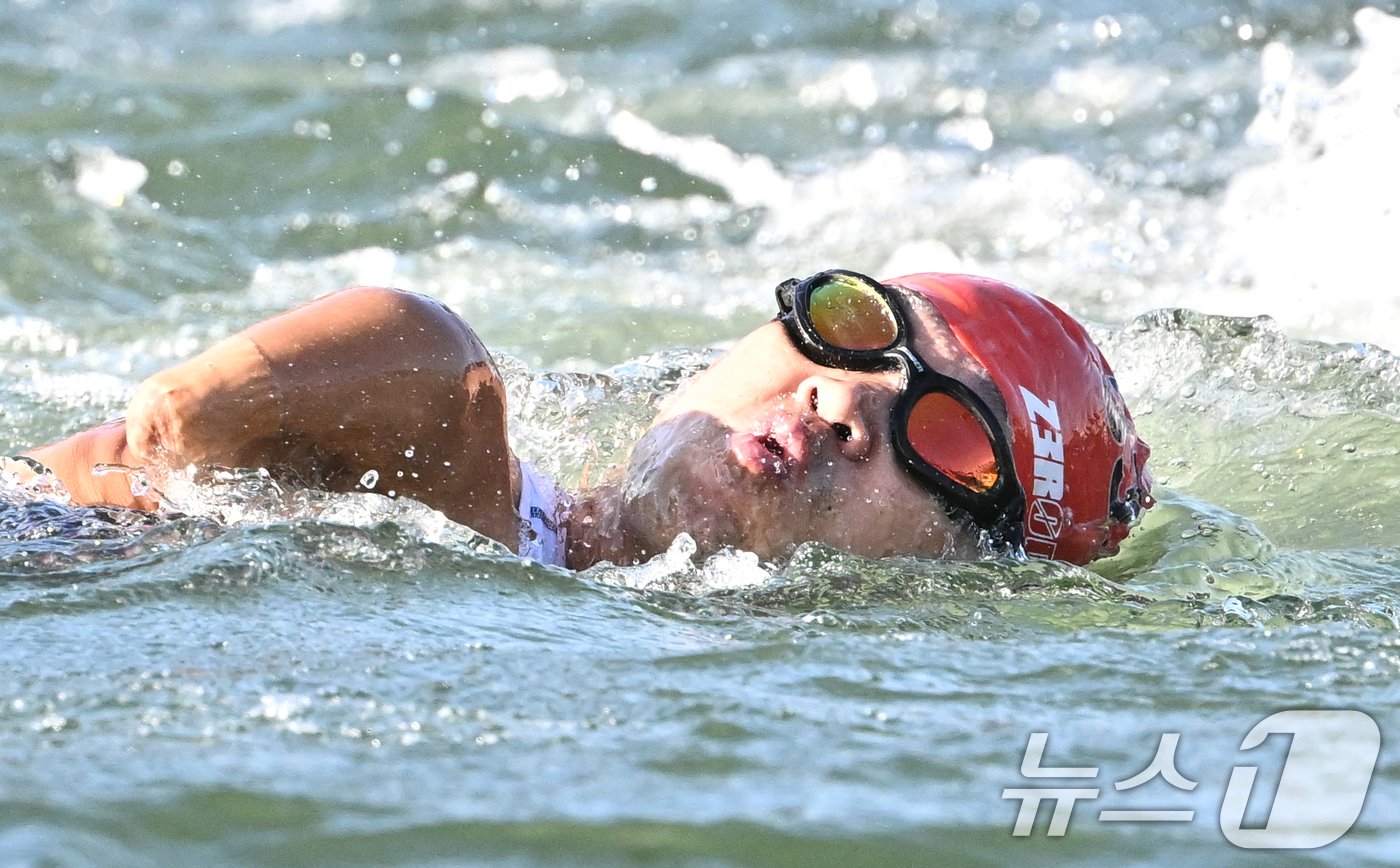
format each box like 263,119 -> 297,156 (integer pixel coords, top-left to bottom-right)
775,269 -> 1025,539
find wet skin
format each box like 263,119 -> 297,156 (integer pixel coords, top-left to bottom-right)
584,288 -> 1011,565
13,285 -> 1010,569
15,287 -> 521,548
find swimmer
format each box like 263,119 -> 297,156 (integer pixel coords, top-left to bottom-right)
3,269 -> 1153,569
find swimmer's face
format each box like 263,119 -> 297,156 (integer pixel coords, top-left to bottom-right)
617,288 -> 1007,561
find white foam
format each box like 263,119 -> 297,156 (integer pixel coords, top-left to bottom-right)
1211,7 -> 1400,344
71,146 -> 148,209
607,110 -> 793,210
240,0 -> 354,34
419,46 -> 569,104
604,532 -> 774,593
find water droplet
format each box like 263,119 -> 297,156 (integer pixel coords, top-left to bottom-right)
360,469 -> 379,489
1343,443 -> 1357,453
404,446 -> 415,459
35,714 -> 69,732
406,86 -> 436,110
1093,15 -> 1122,42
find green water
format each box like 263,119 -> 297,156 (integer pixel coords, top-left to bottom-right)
4,0 -> 1400,864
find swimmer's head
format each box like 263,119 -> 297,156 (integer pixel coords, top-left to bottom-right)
612,269 -> 1152,565
885,271 -> 1153,563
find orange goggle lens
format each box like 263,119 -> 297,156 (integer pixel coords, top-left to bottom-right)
905,391 -> 1001,493
807,274 -> 899,351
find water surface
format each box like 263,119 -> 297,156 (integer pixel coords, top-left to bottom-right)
3,0 -> 1400,864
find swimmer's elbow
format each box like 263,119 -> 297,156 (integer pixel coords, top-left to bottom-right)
125,332 -> 283,469
329,285 -> 486,371
126,374 -> 217,467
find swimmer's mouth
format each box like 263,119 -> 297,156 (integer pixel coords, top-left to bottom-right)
729,418 -> 812,483
760,434 -> 785,459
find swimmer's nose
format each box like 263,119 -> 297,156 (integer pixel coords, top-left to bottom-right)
796,374 -> 877,462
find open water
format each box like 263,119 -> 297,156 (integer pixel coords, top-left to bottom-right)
3,0 -> 1400,864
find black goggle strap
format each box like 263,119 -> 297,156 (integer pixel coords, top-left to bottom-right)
774,277 -> 801,313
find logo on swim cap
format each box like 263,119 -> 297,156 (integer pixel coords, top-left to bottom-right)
1018,385 -> 1067,558
1028,498 -> 1065,546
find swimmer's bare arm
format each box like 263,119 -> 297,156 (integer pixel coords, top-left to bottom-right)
20,287 -> 520,546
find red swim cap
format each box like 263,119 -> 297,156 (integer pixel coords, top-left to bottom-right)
885,273 -> 1153,565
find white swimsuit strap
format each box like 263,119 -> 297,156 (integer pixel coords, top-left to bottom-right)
515,460 -> 568,567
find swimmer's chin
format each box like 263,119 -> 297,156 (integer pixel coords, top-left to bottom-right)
618,412 -> 767,557
620,410 -> 866,563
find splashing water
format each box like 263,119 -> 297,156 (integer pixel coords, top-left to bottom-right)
4,1 -> 1400,865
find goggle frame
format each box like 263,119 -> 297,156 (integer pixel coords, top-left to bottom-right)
775,269 -> 1027,540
